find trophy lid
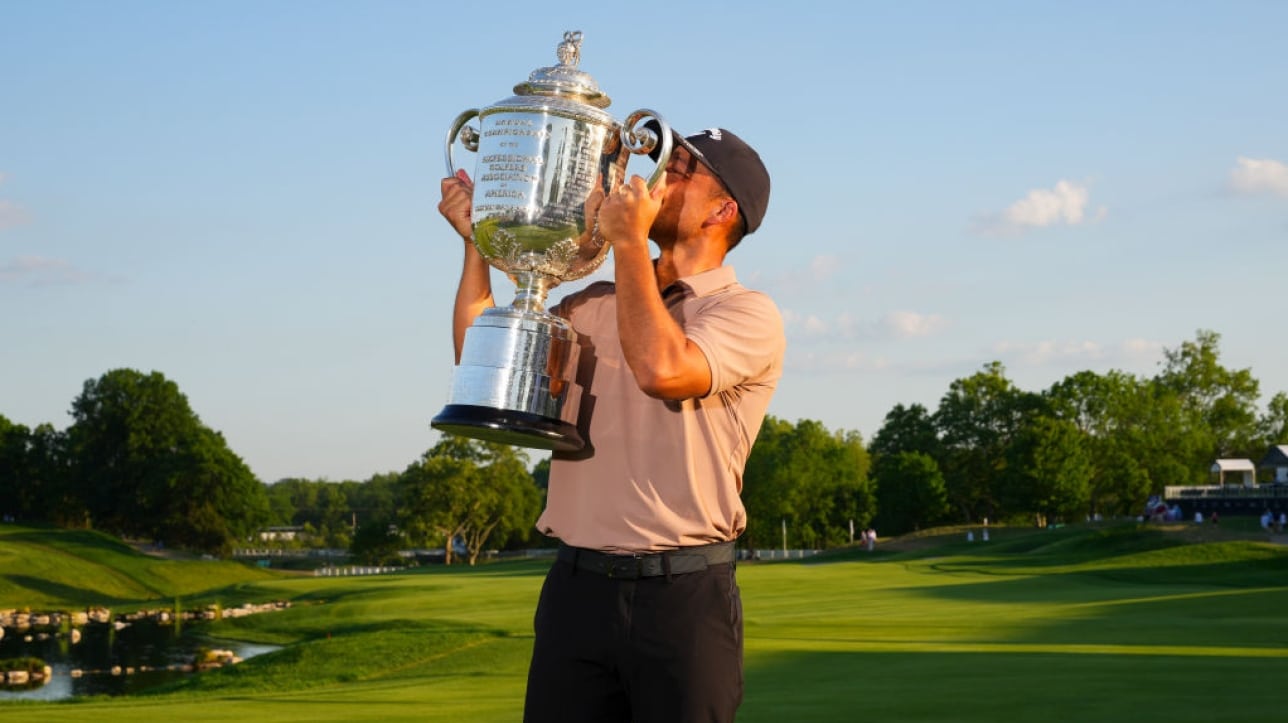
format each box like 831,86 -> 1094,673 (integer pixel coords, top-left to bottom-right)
512,31 -> 611,109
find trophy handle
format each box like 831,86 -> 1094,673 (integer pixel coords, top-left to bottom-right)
621,110 -> 673,189
445,109 -> 481,176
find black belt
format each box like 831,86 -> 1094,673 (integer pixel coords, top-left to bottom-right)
557,541 -> 735,579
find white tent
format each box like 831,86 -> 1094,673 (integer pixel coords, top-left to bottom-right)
1211,459 -> 1256,487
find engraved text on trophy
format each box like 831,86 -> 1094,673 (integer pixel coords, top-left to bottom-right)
472,113 -> 613,282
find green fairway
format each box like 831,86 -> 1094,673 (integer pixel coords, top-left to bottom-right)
3,522 -> 1287,721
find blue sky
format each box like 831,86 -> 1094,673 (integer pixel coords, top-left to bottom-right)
3,1 -> 1285,483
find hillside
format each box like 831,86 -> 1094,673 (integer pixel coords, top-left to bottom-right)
0,524 -> 282,611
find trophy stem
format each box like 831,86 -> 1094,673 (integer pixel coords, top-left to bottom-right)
511,271 -> 554,313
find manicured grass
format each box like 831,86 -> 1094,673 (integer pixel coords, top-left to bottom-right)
0,524 -> 280,609
3,522 -> 1288,721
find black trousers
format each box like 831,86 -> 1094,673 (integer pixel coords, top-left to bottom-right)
523,557 -> 743,723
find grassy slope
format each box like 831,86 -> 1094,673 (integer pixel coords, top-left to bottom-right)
2,522 -> 1287,722
0,525 -> 280,610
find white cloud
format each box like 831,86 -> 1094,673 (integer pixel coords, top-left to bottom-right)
1229,156 -> 1288,199
974,180 -> 1106,236
990,337 -> 1164,368
0,255 -> 94,285
781,309 -> 827,337
0,201 -> 26,230
808,254 -> 841,282
761,254 -> 848,296
803,315 -> 828,335
881,310 -> 947,339
783,308 -> 948,341
993,339 -> 1105,366
785,348 -> 890,373
0,172 -> 30,230
1121,337 -> 1165,359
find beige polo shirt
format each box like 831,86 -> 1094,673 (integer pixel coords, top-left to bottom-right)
538,265 -> 785,552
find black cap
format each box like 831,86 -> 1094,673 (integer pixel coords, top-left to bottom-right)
648,124 -> 771,235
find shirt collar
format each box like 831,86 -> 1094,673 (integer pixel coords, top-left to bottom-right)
662,265 -> 738,299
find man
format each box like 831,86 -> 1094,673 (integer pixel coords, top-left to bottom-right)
438,127 -> 784,723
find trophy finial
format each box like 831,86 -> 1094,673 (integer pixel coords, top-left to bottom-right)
514,31 -> 608,108
557,31 -> 583,67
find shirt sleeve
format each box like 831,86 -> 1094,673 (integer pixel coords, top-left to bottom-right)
684,289 -> 785,397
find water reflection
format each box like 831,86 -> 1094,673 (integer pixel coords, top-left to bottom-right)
0,620 -> 278,701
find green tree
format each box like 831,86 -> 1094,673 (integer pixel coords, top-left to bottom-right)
869,403 -> 944,535
742,417 -> 873,549
315,483 -> 352,549
24,423 -> 71,524
0,415 -> 34,521
1004,416 -> 1093,524
1140,380 -> 1222,489
264,479 -> 300,528
1155,329 -> 1261,462
348,472 -> 400,531
460,442 -> 541,562
532,457 -> 551,489
1047,370 -> 1142,516
822,429 -> 876,546
1046,367 -> 1210,515
934,362 -> 1041,523
350,517 -> 403,565
742,416 -> 793,549
869,403 -> 940,462
873,451 -> 949,534
8,424 -> 81,528
159,426 -> 270,553
1259,392 -> 1288,447
398,437 -> 540,565
271,478 -> 322,528
63,369 -> 268,554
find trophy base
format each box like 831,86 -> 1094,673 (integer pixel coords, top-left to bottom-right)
431,404 -> 585,452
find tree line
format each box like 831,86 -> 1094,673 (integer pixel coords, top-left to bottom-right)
0,368 -> 545,562
2,330 -> 1285,556
862,330 -> 1286,537
723,330 -> 1285,548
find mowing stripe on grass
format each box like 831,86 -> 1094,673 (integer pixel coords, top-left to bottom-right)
750,637 -> 1288,658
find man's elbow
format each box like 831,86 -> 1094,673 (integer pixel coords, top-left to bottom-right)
633,367 -> 709,401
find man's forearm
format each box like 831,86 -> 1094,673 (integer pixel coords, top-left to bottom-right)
453,243 -> 494,363
613,244 -> 709,399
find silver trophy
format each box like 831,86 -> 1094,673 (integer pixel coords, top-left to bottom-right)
431,31 -> 673,451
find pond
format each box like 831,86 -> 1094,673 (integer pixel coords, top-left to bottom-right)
0,619 -> 278,701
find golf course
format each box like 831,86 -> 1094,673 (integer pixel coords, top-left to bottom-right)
2,520 -> 1287,722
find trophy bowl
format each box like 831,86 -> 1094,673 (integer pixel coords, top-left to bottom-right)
431,31 -> 672,451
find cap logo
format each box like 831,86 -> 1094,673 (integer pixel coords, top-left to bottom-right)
704,128 -> 723,141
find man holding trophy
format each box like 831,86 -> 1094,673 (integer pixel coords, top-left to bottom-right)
435,32 -> 784,723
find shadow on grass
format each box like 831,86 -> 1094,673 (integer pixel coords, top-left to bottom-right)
908,548 -> 1288,604
1,573 -> 138,606
3,527 -> 140,557
741,649 -> 1288,723
879,546 -> 1288,649
406,558 -> 554,578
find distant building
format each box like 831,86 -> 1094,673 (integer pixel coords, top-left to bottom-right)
1165,449 -> 1288,517
258,526 -> 306,542
1259,445 -> 1288,483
